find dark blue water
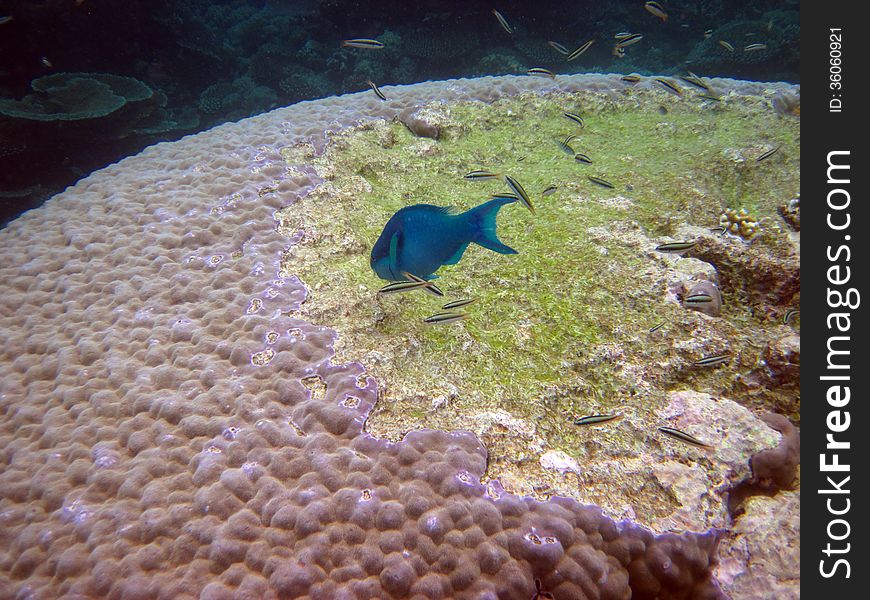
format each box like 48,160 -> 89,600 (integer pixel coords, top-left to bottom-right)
0,0 -> 798,227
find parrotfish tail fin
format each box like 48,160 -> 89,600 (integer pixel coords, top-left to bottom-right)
466,197 -> 518,255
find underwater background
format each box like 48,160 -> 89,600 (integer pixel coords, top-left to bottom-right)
1,2 -> 800,599
1,0 -> 798,227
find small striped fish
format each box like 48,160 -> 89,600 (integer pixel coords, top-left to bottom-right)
648,321 -> 666,333
423,312 -> 469,325
658,426 -> 713,449
574,414 -> 622,426
442,298 -> 476,310
783,309 -> 799,324
655,78 -> 683,97
621,74 -> 641,83
655,241 -> 696,253
756,146 -> 780,162
574,152 -> 592,165
367,80 -> 386,101
566,40 -> 594,61
504,175 -> 535,214
548,41 -> 570,55
564,112 -> 585,127
464,170 -> 501,180
542,185 -> 558,196
492,9 -> 513,34
587,175 -> 614,189
402,271 -> 444,297
528,67 -> 556,78
693,353 -> 730,367
684,293 -> 714,305
342,38 -> 384,49
718,40 -> 735,52
378,280 -> 432,294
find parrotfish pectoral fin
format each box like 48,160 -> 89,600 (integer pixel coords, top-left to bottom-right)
388,231 -> 400,279
467,197 -> 518,255
444,242 -> 470,265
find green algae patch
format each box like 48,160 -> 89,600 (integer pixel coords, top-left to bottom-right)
276,84 -> 799,524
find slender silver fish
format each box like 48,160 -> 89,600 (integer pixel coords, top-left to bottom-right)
542,185 -> 558,196
548,41 -> 570,55
402,271 -> 444,297
574,152 -> 593,165
528,67 -> 556,78
378,280 -> 432,294
423,312 -> 469,325
367,80 -> 386,101
566,40 -> 594,61
684,294 -> 714,304
588,176 -> 614,189
658,426 -> 713,449
464,170 -> 501,180
442,298 -> 476,310
756,146 -> 780,162
693,353 -> 731,367
342,38 -> 384,49
655,241 -> 696,253
575,414 -> 622,426
492,9 -> 513,34
648,321 -> 666,333
564,112 -> 586,127
504,175 -> 535,214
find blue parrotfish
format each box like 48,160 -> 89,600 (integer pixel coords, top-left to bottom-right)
370,197 -> 517,281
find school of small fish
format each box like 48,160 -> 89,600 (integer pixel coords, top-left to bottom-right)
346,5 -> 789,459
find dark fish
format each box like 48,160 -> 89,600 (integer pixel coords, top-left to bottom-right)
655,78 -> 683,97
655,241 -> 696,253
574,152 -> 593,165
504,175 -> 535,214
698,93 -> 722,102
574,414 -> 622,426
756,146 -> 780,162
564,112 -> 585,127
423,312 -> 469,325
783,309 -> 799,324
0,16 -> 13,25
644,1 -> 668,23
566,40 -> 594,61
621,74 -> 641,83
548,41 -> 570,55
442,298 -> 476,310
342,38 -> 385,49
490,192 -> 519,201
648,321 -> 666,333
370,198 -> 517,281
402,271 -> 444,297
528,67 -> 556,78
658,426 -> 713,449
464,170 -> 501,180
709,226 -> 726,234
542,185 -> 558,196
368,80 -> 386,101
492,9 -> 513,34
587,176 -> 614,189
693,353 -> 730,367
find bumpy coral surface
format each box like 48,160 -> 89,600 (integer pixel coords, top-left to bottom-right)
0,74 -> 798,599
